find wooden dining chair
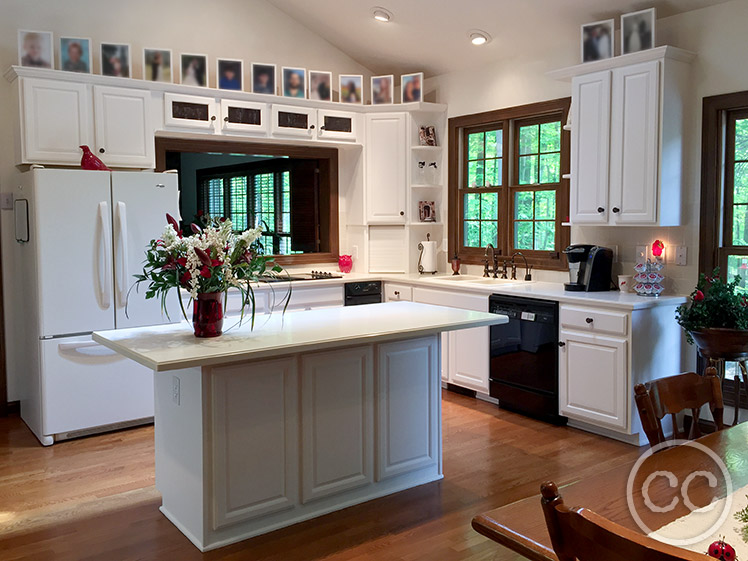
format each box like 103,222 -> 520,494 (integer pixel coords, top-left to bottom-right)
540,481 -> 706,561
634,369 -> 724,449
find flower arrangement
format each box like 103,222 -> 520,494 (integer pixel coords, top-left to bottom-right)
134,214 -> 286,331
675,268 -> 748,345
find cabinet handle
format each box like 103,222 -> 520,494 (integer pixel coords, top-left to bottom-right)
400,211 -> 405,216
597,207 -> 605,213
585,317 -> 594,324
210,115 -> 216,121
558,341 -> 566,347
394,291 -> 400,296
99,148 -> 105,154
320,126 -> 326,130
612,207 -> 620,213
309,125 -> 315,130
224,116 -> 229,122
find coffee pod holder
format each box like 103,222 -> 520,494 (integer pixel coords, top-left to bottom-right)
633,259 -> 665,297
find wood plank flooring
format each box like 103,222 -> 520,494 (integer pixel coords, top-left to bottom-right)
0,390 -> 644,560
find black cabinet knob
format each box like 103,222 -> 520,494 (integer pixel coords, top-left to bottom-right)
320,126 -> 326,130
224,116 -> 229,122
399,211 -> 405,216
210,115 -> 216,121
597,207 -> 605,213
99,148 -> 105,154
585,317 -> 594,324
558,341 -> 566,347
309,125 -> 315,130
612,207 -> 620,213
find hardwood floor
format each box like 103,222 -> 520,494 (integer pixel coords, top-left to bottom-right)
0,390 -> 644,560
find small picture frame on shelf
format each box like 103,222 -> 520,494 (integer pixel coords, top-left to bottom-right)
621,8 -> 655,54
180,53 -> 208,87
371,75 -> 393,105
419,126 -> 437,146
143,48 -> 172,82
217,58 -> 243,91
309,70 -> 332,101
252,63 -> 276,95
282,66 -> 306,99
18,30 -> 53,69
101,43 -> 131,77
401,72 -> 423,103
581,19 -> 614,62
419,201 -> 436,222
340,74 -> 363,104
59,37 -> 91,73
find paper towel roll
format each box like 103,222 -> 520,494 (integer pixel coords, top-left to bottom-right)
419,240 -> 438,273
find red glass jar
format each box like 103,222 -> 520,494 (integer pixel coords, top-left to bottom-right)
193,292 -> 224,338
338,254 -> 353,274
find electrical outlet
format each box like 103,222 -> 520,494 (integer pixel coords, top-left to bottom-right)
635,245 -> 647,265
0,193 -> 13,210
172,375 -> 180,406
675,246 -> 687,266
352,245 -> 359,259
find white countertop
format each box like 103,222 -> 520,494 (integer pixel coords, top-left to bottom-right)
93,302 -> 508,372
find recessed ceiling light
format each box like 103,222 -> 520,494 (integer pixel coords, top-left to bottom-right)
371,6 -> 392,22
468,30 -> 491,45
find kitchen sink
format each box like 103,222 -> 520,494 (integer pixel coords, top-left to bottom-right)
421,275 -> 484,282
470,278 -> 524,285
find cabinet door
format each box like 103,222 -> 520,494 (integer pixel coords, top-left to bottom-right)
570,71 -> 611,224
20,77 -> 92,165
219,99 -> 269,136
384,283 -> 412,302
365,113 -> 406,224
609,61 -> 660,224
271,104 -> 317,138
163,92 -> 217,130
449,327 -> 490,393
93,86 -> 154,168
317,109 -> 358,142
558,330 -> 628,430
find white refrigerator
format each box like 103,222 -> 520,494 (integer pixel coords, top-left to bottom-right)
14,168 -> 180,445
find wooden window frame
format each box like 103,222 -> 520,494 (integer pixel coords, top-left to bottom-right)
155,136 -> 338,266
448,98 -> 571,271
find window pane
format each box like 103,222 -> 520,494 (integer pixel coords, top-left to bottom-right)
539,121 -> 561,153
534,221 -> 556,251
480,221 -> 498,247
514,221 -> 533,249
464,193 -> 481,220
208,178 -> 224,216
519,155 -> 538,185
468,160 -> 484,187
485,158 -> 501,186
464,221 -> 481,247
468,132 -> 485,160
535,190 -> 556,220
481,192 -> 498,220
519,124 -> 539,156
539,153 -> 561,184
485,130 -> 502,159
726,255 -> 748,294
736,119 -> 748,161
229,176 -> 248,231
734,205 -> 748,246
514,191 -> 534,220
735,162 -> 748,204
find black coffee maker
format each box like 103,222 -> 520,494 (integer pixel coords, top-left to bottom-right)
563,244 -> 614,292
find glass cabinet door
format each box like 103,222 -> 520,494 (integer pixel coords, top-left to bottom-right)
220,99 -> 269,135
317,109 -> 358,142
270,105 -> 317,138
164,93 -> 217,130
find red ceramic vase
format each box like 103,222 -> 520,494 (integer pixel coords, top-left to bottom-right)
339,254 -> 353,274
193,292 -> 224,338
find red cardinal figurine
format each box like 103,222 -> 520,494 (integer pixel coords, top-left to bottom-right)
80,145 -> 111,171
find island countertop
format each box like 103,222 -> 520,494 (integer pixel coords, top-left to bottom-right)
93,301 -> 507,372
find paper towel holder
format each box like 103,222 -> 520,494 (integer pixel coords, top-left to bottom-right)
417,233 -> 438,275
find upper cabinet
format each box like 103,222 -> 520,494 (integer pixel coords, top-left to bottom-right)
93,86 -> 154,168
271,104 -> 318,139
365,113 -> 407,224
551,46 -> 695,227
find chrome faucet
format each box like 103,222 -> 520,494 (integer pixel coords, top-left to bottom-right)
483,244 -> 500,278
511,252 -> 532,281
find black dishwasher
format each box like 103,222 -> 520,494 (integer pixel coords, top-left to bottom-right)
344,281 -> 382,306
488,295 -> 566,425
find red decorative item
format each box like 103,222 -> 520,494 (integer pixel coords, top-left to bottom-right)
192,292 -> 224,338
708,538 -> 737,561
79,145 -> 111,171
652,239 -> 665,258
338,254 -> 353,274
694,289 -> 705,302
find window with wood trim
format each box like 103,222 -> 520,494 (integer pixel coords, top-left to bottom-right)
449,98 -> 571,270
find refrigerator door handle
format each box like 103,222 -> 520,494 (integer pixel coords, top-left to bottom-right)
116,201 -> 129,308
98,201 -> 112,309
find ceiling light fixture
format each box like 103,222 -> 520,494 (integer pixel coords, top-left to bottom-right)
371,7 -> 392,22
468,30 -> 491,45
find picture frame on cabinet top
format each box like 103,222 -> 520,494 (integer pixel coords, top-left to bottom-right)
621,7 -> 655,55
217,58 -> 243,91
18,29 -> 53,69
100,43 -> 131,78
252,62 -> 276,95
371,75 -> 394,105
180,53 -> 208,87
282,67 -> 306,99
401,72 -> 423,103
143,47 -> 172,82
340,74 -> 363,104
309,70 -> 332,101
59,37 -> 91,73
580,19 -> 614,62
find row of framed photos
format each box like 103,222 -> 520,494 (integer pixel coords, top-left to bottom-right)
16,29 -> 424,104
581,7 -> 656,63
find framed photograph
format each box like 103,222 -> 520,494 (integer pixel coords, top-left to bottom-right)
340,75 -> 363,104
251,63 -> 276,95
179,53 -> 207,87
401,72 -> 423,103
371,75 -> 394,105
59,37 -> 90,73
309,70 -> 332,101
100,43 -> 131,77
418,201 -> 436,222
18,30 -> 53,69
581,19 -> 614,62
143,48 -> 172,82
419,126 -> 437,146
282,67 -> 306,99
622,8 -> 655,55
217,58 -> 243,91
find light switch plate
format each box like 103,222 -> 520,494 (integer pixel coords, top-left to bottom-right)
0,193 -> 13,210
635,245 -> 647,265
675,246 -> 687,266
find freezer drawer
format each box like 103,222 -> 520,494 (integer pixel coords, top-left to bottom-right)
40,335 -> 154,437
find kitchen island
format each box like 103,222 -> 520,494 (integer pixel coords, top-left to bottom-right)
93,301 -> 507,551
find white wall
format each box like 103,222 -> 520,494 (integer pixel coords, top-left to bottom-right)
0,0 -> 373,401
427,0 -> 748,291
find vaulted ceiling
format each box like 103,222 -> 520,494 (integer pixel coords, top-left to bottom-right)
267,0 -> 732,76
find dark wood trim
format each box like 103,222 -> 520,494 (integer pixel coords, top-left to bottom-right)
6,400 -> 18,415
155,136 -> 339,265
0,231 -> 6,417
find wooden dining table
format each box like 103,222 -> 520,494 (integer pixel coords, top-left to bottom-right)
472,423 -> 748,561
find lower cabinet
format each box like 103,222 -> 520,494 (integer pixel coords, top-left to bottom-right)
384,283 -> 413,302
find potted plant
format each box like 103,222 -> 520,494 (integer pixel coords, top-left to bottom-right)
675,268 -> 748,359
133,214 -> 287,338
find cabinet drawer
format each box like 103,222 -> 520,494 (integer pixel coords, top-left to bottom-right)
385,283 -> 412,302
271,286 -> 343,312
560,305 -> 628,336
412,287 -> 487,312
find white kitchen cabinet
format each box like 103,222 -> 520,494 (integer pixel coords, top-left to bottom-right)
384,283 -> 412,302
219,99 -> 269,136
93,86 -> 154,168
267,285 -> 344,313
317,109 -> 358,142
19,77 -> 92,165
163,92 -> 218,131
365,113 -> 407,224
558,330 -> 628,430
271,104 -> 317,138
